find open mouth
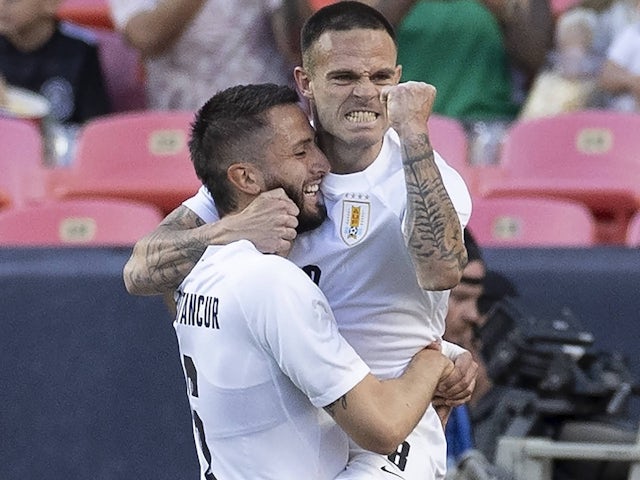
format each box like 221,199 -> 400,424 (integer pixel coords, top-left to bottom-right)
303,183 -> 320,196
345,111 -> 379,123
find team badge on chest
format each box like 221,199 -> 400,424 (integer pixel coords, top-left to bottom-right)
340,194 -> 370,245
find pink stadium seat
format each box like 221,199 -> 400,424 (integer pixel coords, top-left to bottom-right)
468,196 -> 597,247
626,211 -> 640,247
429,114 -> 469,170
479,110 -> 640,244
0,198 -> 163,246
47,110 -> 201,214
0,117 -> 46,210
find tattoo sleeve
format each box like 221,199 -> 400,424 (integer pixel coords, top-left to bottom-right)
401,132 -> 467,290
123,206 -> 210,295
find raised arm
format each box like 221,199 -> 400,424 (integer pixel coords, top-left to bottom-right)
123,189 -> 300,295
366,0 -> 553,77
383,82 -> 467,291
272,0 -> 314,65
325,347 -> 454,454
113,0 -> 206,57
598,59 -> 640,100
481,0 -> 554,76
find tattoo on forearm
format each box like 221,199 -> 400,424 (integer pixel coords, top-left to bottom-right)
323,395 -> 348,418
124,208 -> 209,293
402,133 -> 466,271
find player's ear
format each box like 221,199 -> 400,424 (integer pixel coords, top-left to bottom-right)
294,67 -> 313,100
227,163 -> 263,196
394,65 -> 402,84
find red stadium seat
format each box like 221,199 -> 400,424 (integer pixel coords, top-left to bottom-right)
46,110 -> 201,214
626,211 -> 640,247
57,0 -> 113,29
0,117 -> 46,210
468,196 -> 597,247
479,110 -> 640,244
0,198 -> 163,246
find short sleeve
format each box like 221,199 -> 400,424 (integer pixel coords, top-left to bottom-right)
242,258 -> 370,408
182,185 -> 220,223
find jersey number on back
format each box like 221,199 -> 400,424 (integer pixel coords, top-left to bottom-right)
183,355 -> 218,480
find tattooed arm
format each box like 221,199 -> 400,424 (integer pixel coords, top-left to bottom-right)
382,82 -> 468,290
323,346 -> 454,454
123,189 -> 299,295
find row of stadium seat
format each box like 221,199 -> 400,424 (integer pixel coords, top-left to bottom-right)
2,111 -> 640,247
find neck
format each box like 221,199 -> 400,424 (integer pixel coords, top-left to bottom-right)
9,19 -> 56,52
316,132 -> 383,175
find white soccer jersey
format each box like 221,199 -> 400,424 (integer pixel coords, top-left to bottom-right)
183,129 -> 472,479
174,240 -> 370,480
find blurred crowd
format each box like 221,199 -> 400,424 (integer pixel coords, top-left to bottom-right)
1,0 -> 639,164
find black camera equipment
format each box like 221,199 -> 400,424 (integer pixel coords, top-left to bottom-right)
472,298 -> 639,479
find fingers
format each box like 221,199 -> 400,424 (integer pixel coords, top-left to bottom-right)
435,352 -> 479,406
259,188 -> 300,216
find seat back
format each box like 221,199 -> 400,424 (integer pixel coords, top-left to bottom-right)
0,198 -> 163,246
626,211 -> 640,247
468,196 -> 596,247
0,117 -> 45,210
49,110 -> 200,214
482,110 -> 640,243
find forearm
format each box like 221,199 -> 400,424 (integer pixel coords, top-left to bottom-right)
122,0 -> 205,56
273,0 -> 314,64
400,126 -> 467,290
326,350 -> 451,454
360,0 -> 419,27
598,60 -> 640,95
501,0 -> 554,77
493,0 -> 554,76
123,206 -> 209,295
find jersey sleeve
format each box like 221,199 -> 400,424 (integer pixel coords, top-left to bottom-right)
241,257 -> 370,408
182,185 -> 220,223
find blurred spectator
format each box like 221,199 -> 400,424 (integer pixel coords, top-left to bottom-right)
597,0 -> 640,111
520,8 -> 600,118
578,0 -> 640,60
442,229 -> 515,479
108,0 -> 296,111
0,0 -> 110,124
360,0 -> 554,165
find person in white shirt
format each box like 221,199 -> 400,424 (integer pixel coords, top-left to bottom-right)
108,0 -> 294,110
123,3 -> 477,478
177,82 -> 454,480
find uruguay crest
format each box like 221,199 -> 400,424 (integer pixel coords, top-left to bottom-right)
340,197 -> 370,245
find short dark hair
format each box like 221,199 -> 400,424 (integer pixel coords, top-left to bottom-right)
301,1 -> 396,69
189,84 -> 300,215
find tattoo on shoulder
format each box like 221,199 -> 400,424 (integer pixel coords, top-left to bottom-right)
324,394 -> 348,418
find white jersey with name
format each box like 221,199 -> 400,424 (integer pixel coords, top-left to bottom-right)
174,240 -> 370,480
183,129 -> 472,479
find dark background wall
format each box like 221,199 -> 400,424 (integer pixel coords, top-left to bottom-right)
0,247 -> 638,479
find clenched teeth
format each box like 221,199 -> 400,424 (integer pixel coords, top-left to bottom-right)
345,111 -> 378,123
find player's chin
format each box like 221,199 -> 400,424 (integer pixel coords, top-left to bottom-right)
297,204 -> 327,234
